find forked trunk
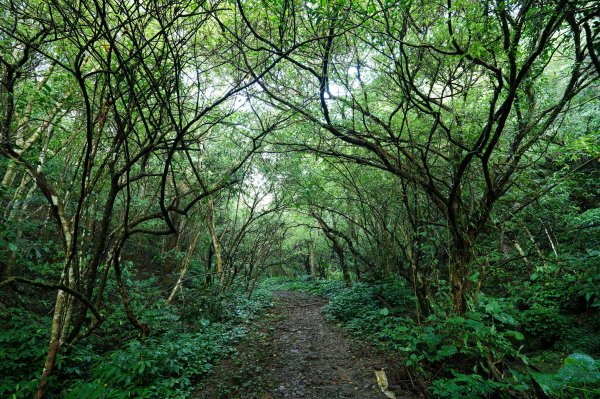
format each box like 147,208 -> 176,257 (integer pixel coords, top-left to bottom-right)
112,241 -> 149,336
35,255 -> 74,399
448,240 -> 473,315
314,214 -> 352,288
166,229 -> 202,304
410,261 -> 431,320
35,289 -> 67,399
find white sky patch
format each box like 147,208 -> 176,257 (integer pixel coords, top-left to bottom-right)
328,82 -> 349,97
232,93 -> 254,112
247,169 -> 274,211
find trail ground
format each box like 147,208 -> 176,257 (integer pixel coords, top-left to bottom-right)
194,291 -> 420,399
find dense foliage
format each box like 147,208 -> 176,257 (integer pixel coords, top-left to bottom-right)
270,277 -> 600,398
1,0 -> 599,397
1,272 -> 272,398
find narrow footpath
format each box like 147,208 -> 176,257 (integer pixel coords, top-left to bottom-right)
195,291 -> 419,399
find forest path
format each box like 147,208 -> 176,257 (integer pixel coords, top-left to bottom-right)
194,290 -> 419,399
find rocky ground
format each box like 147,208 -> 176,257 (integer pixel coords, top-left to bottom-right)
194,291 -> 420,399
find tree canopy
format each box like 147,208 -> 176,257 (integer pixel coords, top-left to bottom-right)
1,0 -> 599,398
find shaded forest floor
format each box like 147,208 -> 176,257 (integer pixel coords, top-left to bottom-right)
193,291 -> 420,399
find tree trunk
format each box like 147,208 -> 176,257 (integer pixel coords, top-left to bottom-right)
163,212 -> 182,276
166,229 -> 201,304
207,199 -> 225,288
383,255 -> 391,278
448,237 -> 473,315
310,244 -> 316,280
333,238 -> 351,288
314,214 -> 351,288
35,250 -> 75,399
32,181 -> 74,399
304,254 -> 311,275
112,240 -> 149,336
247,271 -> 260,300
35,287 -> 68,399
205,243 -> 213,287
410,261 -> 431,320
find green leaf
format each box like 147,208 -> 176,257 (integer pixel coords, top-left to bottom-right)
379,308 -> 389,316
485,301 -> 500,314
493,312 -> 516,325
469,272 -> 480,282
8,243 -> 17,251
506,330 -> 524,341
437,345 -> 458,358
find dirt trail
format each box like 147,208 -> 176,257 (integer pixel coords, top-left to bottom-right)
195,290 -> 419,399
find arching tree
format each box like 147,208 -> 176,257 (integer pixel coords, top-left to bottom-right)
236,0 -> 600,313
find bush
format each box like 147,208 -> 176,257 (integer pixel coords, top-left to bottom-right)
521,304 -> 572,348
58,288 -> 271,398
62,327 -> 238,399
0,272 -> 273,399
533,353 -> 600,398
259,276 -> 346,298
430,371 -> 518,399
323,284 -> 380,323
322,281 -> 531,398
0,308 -> 49,399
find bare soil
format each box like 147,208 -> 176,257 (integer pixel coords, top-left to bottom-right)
194,291 -> 420,399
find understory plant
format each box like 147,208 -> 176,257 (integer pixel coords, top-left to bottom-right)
0,275 -> 272,399
321,279 -> 599,398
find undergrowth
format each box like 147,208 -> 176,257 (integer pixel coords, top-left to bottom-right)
266,275 -> 600,398
0,267 -> 272,399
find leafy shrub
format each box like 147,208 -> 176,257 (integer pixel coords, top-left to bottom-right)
322,280 -> 412,336
222,287 -> 272,323
322,281 -> 531,398
323,284 -> 380,323
0,268 -> 273,399
259,276 -> 346,298
557,319 -> 600,356
521,304 -> 572,348
0,308 -> 49,399
381,312 -> 531,396
430,371 -> 518,399
59,286 -> 271,398
534,353 -> 600,398
508,257 -> 597,352
62,327 -> 237,399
